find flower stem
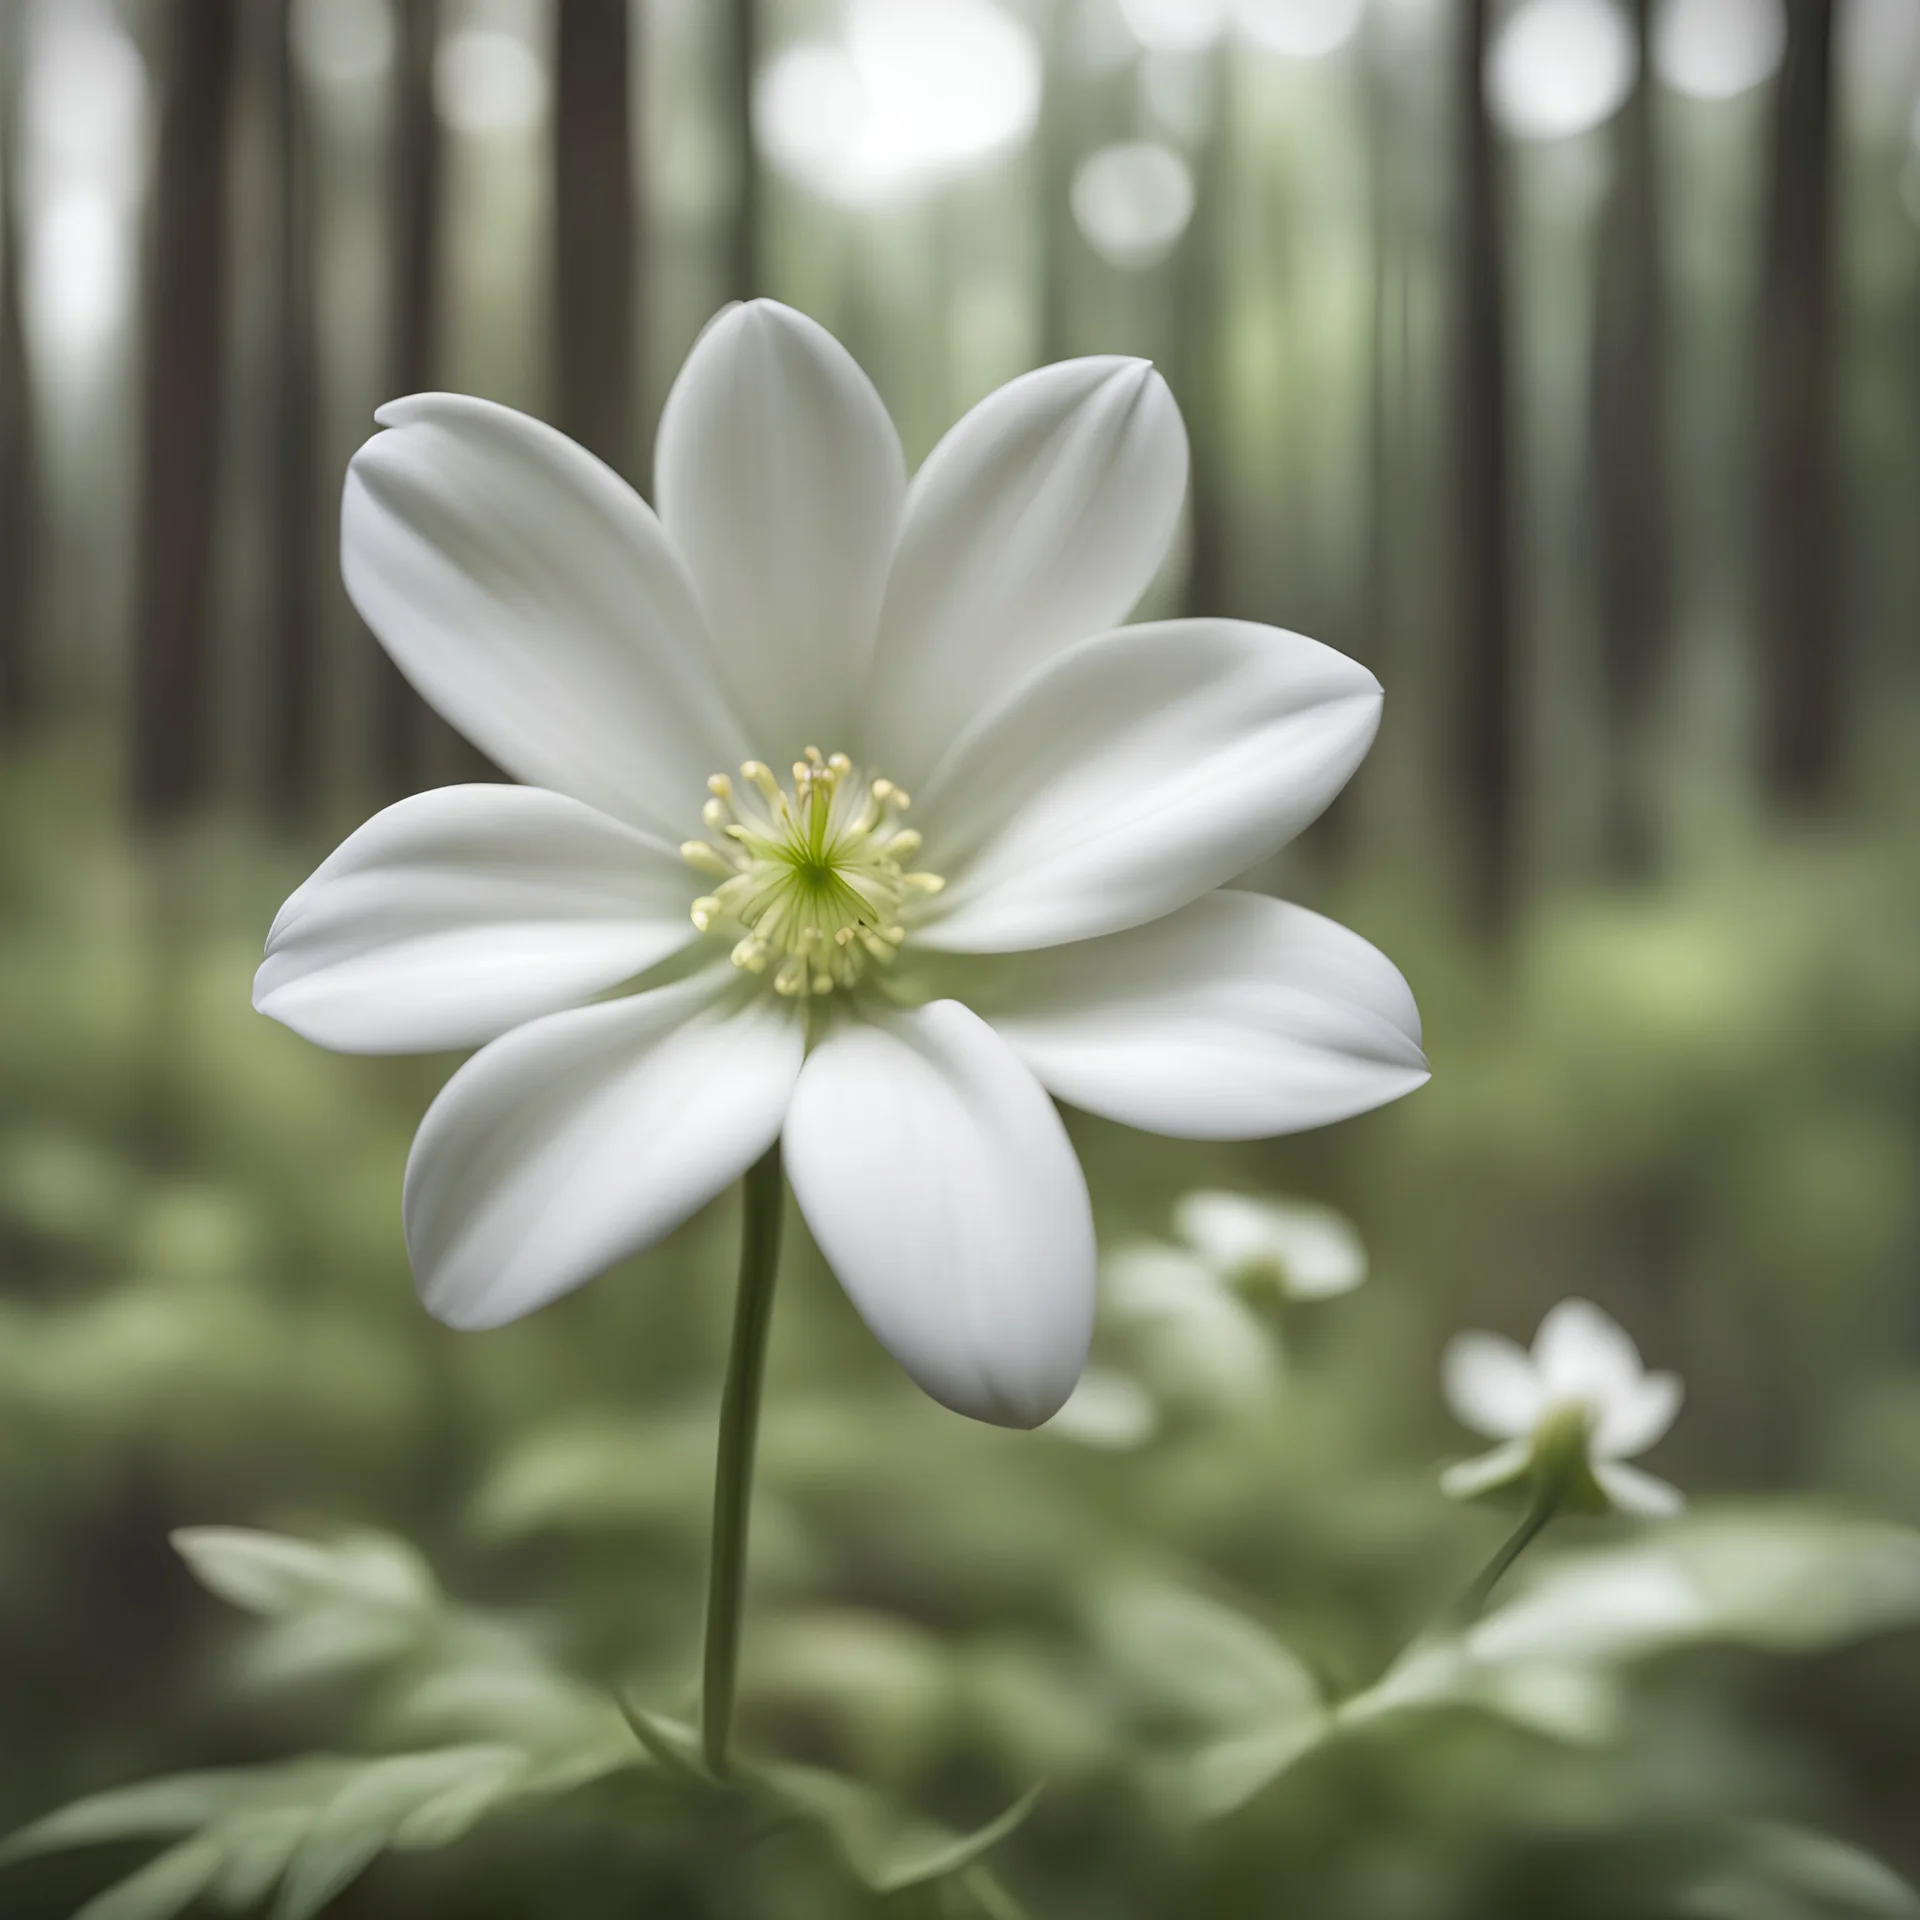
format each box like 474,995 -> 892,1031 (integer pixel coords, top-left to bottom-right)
702,1140 -> 785,1776
1454,1488 -> 1559,1625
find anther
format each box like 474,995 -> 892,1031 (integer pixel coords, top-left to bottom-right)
682,840 -> 736,876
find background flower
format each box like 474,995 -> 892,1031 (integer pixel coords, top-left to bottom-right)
1443,1298 -> 1685,1516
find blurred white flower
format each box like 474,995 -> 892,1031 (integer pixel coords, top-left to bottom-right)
254,301 -> 1427,1431
1173,1189 -> 1366,1299
1441,1299 -> 1684,1516
1105,1244 -> 1278,1408
1042,1365 -> 1161,1448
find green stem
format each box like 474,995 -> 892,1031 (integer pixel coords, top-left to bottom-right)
701,1140 -> 785,1776
1454,1488 -> 1559,1626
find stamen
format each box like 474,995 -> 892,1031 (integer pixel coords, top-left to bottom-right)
685,750 -> 945,997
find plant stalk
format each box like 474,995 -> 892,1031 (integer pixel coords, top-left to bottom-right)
1454,1488 -> 1559,1625
701,1140 -> 785,1775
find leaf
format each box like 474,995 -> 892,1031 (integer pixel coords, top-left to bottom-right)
173,1529 -> 437,1621
391,1749 -> 530,1850
207,1808 -> 314,1913
616,1702 -> 712,1783
1093,1583 -> 1321,1735
760,1762 -> 1041,1894
270,1747 -> 522,1920
1682,1824 -> 1920,1919
72,1839 -> 225,1920
1467,1510 -> 1920,1674
1147,1719 -> 1330,1825
0,1774 -> 248,1864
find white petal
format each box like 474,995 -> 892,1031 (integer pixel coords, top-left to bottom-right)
1442,1332 -> 1544,1439
945,893 -> 1427,1140
344,394 -> 748,838
1172,1190 -> 1367,1298
1593,1461 -> 1686,1519
860,357 -> 1188,785
782,999 -> 1095,1428
1594,1370 -> 1684,1460
1533,1298 -> 1645,1413
913,622 -> 1382,953
1103,1244 -> 1276,1408
1439,1439 -> 1534,1501
405,970 -> 803,1329
254,785 -> 697,1053
1043,1366 -> 1159,1450
654,301 -> 905,759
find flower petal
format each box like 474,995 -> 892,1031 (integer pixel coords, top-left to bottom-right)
1533,1298 -> 1645,1412
655,301 -> 905,759
1443,1333 -> 1544,1439
1594,1370 -> 1684,1460
344,393 -> 747,837
1440,1440 -> 1534,1502
1593,1461 -> 1686,1519
254,785 -> 698,1053
860,357 -> 1188,785
913,622 -> 1382,953
405,970 -> 803,1329
941,892 -> 1426,1140
1172,1190 -> 1367,1298
782,999 -> 1095,1428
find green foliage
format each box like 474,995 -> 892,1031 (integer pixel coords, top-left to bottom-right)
4,744 -> 1920,1915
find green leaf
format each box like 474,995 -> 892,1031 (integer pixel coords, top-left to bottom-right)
1146,1719 -> 1330,1825
72,1839 -> 225,1920
760,1763 -> 1041,1895
1682,1824 -> 1920,1920
207,1808 -> 313,1913
172,1529 -> 437,1621
1093,1583 -> 1321,1735
0,1774 -> 247,1865
616,1702 -> 712,1784
270,1747 -> 521,1920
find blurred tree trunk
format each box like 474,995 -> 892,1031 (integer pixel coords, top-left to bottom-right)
1451,0 -> 1515,930
267,0 -> 321,824
1037,7 -> 1077,364
553,0 -> 637,481
1758,0 -> 1838,807
0,2 -> 36,731
1591,0 -> 1671,873
374,0 -> 445,796
1175,49 -> 1227,623
727,0 -> 758,301
132,0 -> 239,823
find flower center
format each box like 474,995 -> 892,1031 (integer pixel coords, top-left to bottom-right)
680,748 -> 945,998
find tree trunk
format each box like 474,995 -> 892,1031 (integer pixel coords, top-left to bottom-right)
553,0 -> 637,481
373,0 -> 445,797
267,0 -> 321,824
1591,0 -> 1671,872
1175,49 -> 1227,623
0,0 -> 36,731
132,0 -> 239,823
1452,0 -> 1516,929
728,0 -> 758,301
1758,0 -> 1838,807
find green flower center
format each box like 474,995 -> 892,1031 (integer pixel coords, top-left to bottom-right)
681,748 -> 946,998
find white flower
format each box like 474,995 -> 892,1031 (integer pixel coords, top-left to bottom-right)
1173,1189 -> 1366,1300
1441,1299 -> 1684,1517
254,300 -> 1428,1429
